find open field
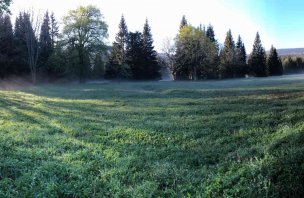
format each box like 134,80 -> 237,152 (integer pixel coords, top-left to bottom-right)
1,75 -> 304,197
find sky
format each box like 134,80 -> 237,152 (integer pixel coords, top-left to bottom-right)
10,0 -> 304,52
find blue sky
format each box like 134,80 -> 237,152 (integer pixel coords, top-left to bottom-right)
10,0 -> 304,52
243,0 -> 304,49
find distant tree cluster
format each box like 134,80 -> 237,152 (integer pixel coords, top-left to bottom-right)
106,16 -> 161,80
162,16 -> 284,80
281,56 -> 304,74
0,6 -> 110,83
0,11 -> 60,83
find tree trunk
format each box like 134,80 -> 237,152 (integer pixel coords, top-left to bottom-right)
78,47 -> 86,83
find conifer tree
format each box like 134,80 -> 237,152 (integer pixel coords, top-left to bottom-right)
39,11 -> 52,71
179,15 -> 188,29
107,15 -> 130,79
116,15 -> 128,63
126,31 -> 145,80
142,19 -> 160,79
248,32 -> 267,77
267,45 -> 283,76
50,12 -> 59,47
0,14 -> 14,77
235,35 -> 247,76
13,13 -> 29,75
219,29 -> 236,78
206,24 -> 216,42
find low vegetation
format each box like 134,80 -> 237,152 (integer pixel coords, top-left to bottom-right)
0,76 -> 304,197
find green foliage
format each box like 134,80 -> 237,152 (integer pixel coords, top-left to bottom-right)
13,13 -> 30,76
206,24 -> 216,43
0,78 -> 304,196
115,15 -> 128,64
107,15 -> 131,79
142,19 -> 161,80
0,14 -> 14,78
248,32 -> 267,77
235,35 -> 247,77
267,46 -> 283,76
63,5 -> 108,82
174,25 -> 219,80
39,11 -> 52,74
219,29 -> 237,78
126,31 -> 145,79
282,56 -> 304,74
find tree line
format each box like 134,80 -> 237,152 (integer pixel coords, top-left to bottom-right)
161,16 -> 283,80
0,5 -> 289,83
281,55 -> 304,74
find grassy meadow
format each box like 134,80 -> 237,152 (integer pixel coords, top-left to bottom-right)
0,75 -> 304,197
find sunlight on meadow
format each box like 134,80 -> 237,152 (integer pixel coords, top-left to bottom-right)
0,78 -> 304,197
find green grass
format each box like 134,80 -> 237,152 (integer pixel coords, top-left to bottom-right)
0,75 -> 304,197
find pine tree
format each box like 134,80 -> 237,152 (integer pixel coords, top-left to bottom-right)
206,24 -> 215,42
219,29 -> 236,78
0,14 -> 14,77
248,32 -> 267,77
179,15 -> 188,29
267,45 -> 283,76
235,35 -> 247,76
142,19 -> 160,79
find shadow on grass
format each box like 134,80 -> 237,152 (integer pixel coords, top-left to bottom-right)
0,83 -> 304,197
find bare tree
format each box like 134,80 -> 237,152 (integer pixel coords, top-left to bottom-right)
161,37 -> 176,80
23,11 -> 41,84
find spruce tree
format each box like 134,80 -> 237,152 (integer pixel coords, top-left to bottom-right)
248,32 -> 267,77
126,31 -> 145,80
142,19 -> 160,79
116,15 -> 128,63
39,11 -> 52,72
267,45 -> 283,76
0,14 -> 14,77
219,29 -> 236,78
107,15 -> 130,79
13,13 -> 29,75
50,12 -> 59,48
179,15 -> 188,29
206,24 -> 216,42
235,35 -> 247,76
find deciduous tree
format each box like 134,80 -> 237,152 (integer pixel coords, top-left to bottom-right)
63,5 -> 108,82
